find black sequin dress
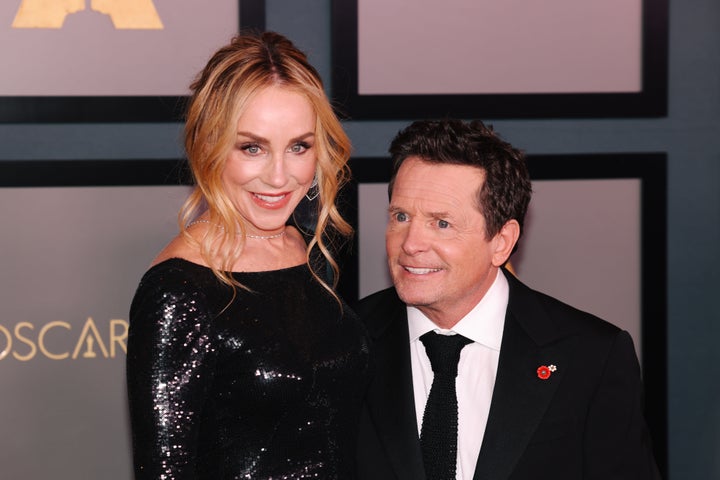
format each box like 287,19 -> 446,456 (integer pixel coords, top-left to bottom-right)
126,258 -> 370,480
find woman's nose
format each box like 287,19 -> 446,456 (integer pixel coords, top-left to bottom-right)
263,155 -> 289,188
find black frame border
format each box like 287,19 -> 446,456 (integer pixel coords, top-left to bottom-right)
339,153 -> 668,476
0,159 -> 191,186
331,0 -> 669,119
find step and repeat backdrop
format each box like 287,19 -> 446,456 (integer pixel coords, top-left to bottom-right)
0,173 -> 192,479
1,1 -> 668,477
0,153 -> 667,479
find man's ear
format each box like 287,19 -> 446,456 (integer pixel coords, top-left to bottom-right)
491,220 -> 520,267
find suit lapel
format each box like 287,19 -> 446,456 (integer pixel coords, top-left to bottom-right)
365,292 -> 426,480
473,272 -> 568,480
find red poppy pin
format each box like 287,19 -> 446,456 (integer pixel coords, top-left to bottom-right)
537,364 -> 557,380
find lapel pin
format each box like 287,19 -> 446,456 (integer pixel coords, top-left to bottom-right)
537,364 -> 557,380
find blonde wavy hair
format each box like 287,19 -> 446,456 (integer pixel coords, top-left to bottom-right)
179,31 -> 353,296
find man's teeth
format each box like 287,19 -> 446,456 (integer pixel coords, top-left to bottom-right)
255,193 -> 285,203
405,267 -> 441,274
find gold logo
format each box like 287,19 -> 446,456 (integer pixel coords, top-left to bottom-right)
0,318 -> 127,361
12,0 -> 163,29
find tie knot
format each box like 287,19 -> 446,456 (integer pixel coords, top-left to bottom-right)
420,332 -> 472,378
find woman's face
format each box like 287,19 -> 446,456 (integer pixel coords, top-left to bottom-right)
222,85 -> 318,236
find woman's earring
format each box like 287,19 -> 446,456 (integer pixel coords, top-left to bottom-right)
305,176 -> 319,201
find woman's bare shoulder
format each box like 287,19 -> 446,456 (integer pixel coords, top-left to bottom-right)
150,234 -> 205,268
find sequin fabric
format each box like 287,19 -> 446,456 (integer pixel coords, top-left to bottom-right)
126,258 -> 370,479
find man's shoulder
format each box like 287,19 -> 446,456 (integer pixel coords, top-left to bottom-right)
505,271 -> 623,340
358,286 -> 400,313
356,287 -> 405,335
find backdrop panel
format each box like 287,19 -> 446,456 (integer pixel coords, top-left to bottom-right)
0,0 -> 266,122
331,0 -> 669,118
0,159 -> 191,480
342,153 -> 668,475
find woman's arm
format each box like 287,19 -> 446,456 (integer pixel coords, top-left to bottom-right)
126,271 -> 216,479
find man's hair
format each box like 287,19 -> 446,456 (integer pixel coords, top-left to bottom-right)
388,119 -> 532,246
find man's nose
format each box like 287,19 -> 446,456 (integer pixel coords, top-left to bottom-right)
401,221 -> 430,255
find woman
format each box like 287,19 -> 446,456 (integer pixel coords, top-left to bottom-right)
126,32 -> 370,479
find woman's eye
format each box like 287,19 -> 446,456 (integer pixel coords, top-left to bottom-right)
241,143 -> 261,155
289,142 -> 310,154
437,219 -> 450,229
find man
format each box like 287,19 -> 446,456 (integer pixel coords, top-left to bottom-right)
356,119 -> 661,480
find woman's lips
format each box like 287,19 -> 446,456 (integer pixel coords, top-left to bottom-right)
252,192 -> 291,209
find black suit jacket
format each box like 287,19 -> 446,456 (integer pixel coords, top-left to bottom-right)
356,270 -> 661,480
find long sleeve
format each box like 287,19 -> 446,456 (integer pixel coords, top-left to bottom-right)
583,330 -> 661,480
126,271 -> 217,480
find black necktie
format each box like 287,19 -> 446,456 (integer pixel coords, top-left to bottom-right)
419,332 -> 473,480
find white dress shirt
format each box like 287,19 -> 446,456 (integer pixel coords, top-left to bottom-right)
408,269 -> 508,480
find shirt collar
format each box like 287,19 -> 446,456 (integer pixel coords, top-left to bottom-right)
407,268 -> 508,351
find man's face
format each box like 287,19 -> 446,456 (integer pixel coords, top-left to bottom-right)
386,157 -> 509,327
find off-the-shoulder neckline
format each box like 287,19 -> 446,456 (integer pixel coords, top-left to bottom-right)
150,257 -> 308,275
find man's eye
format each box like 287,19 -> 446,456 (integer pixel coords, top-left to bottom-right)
437,219 -> 450,229
395,212 -> 409,222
